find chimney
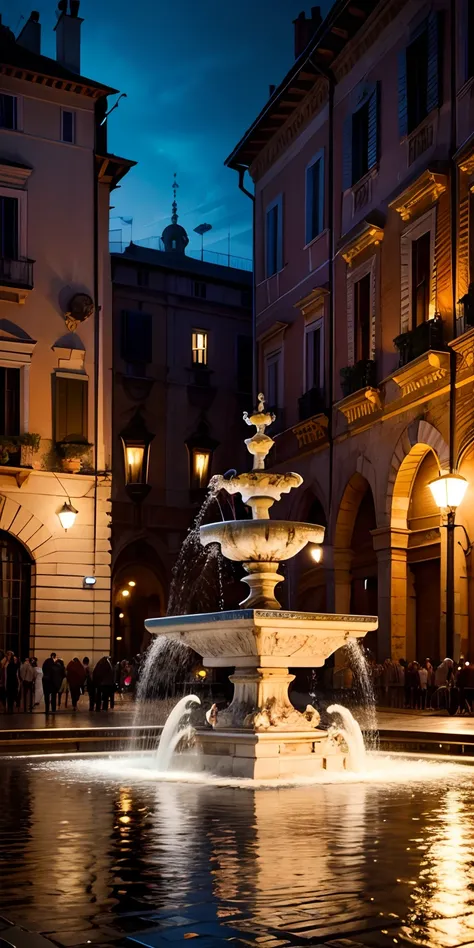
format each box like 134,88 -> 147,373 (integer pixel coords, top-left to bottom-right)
55,0 -> 83,74
293,6 -> 322,59
17,11 -> 41,56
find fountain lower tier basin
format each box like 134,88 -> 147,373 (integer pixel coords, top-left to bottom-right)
145,610 -> 377,735
194,727 -> 346,780
199,520 -> 324,562
145,609 -> 377,669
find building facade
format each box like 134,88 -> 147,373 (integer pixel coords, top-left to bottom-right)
0,4 -> 132,661
227,0 -> 474,664
111,201 -> 252,657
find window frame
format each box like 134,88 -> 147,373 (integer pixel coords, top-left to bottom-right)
0,186 -> 27,261
54,371 -> 89,443
192,329 -> 208,366
304,317 -> 324,393
305,149 -> 325,246
346,255 -> 377,366
400,207 -> 436,334
60,108 -> 76,144
265,194 -> 283,277
264,347 -> 283,410
193,281 -> 207,299
0,92 -> 21,132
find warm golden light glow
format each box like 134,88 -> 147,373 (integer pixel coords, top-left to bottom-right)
128,580 -> 136,587
116,636 -> 123,641
192,330 -> 208,365
119,612 -> 124,619
121,589 -> 130,598
428,473 -> 468,510
310,545 -> 322,563
197,669 -> 207,679
125,445 -> 145,484
193,450 -> 210,487
58,501 -> 78,531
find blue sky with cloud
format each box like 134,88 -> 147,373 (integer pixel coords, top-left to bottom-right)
6,1 -> 332,258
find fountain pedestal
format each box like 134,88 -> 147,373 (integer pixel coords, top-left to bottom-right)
146,608 -> 377,779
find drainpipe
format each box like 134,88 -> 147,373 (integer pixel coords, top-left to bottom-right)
235,165 -> 256,404
92,100 -> 101,654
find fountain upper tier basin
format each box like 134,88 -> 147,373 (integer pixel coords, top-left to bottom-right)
145,609 -> 377,668
200,520 -> 324,562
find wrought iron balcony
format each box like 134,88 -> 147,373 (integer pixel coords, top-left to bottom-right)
394,316 -> 444,367
340,359 -> 377,398
0,258 -> 34,304
298,387 -> 326,421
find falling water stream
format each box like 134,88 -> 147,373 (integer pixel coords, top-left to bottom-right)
155,695 -> 201,771
327,703 -> 367,772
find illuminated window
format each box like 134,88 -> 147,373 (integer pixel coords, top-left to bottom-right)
192,330 -> 208,365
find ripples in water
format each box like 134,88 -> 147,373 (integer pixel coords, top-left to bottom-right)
0,755 -> 473,947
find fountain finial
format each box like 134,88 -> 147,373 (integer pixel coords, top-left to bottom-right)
243,393 -> 276,471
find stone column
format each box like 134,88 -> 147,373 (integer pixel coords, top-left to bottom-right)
325,547 -> 353,678
372,527 -> 410,660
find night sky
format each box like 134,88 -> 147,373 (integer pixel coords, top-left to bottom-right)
6,1 -> 332,258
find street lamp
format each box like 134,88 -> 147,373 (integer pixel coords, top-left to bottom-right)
58,501 -> 78,531
185,421 -> 218,495
428,472 -> 468,659
120,410 -> 154,502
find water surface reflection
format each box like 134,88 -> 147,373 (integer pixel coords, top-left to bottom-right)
0,761 -> 473,947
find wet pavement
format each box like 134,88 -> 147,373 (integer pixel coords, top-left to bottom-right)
0,757 -> 474,947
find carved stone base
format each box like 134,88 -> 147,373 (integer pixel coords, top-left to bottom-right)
240,561 -> 283,609
195,728 -> 346,780
214,666 -> 321,732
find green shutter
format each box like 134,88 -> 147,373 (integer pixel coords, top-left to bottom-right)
367,82 -> 379,170
55,376 -> 88,442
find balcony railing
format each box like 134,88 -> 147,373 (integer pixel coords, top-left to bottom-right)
0,257 -> 34,289
394,316 -> 444,367
340,359 -> 377,398
298,387 -> 325,421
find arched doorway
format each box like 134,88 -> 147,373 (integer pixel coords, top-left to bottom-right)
0,531 -> 32,659
112,541 -> 166,660
406,450 -> 441,663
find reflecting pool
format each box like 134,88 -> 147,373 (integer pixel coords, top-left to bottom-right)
1,757 -> 473,947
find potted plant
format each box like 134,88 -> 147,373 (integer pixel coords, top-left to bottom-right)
19,433 -> 41,468
0,436 -> 16,466
57,440 -> 91,474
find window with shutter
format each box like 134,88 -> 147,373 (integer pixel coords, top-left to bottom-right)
0,197 -> 19,260
305,151 -> 324,244
0,368 -> 20,436
411,231 -> 431,327
55,376 -> 88,442
401,14 -> 441,137
407,31 -> 428,133
0,94 -> 17,131
354,273 -> 371,361
305,321 -> 323,392
121,310 -> 152,375
352,102 -> 369,184
61,110 -> 75,144
344,84 -> 378,190
342,114 -> 353,190
265,351 -> 282,409
468,4 -> 474,79
265,196 -> 283,276
398,49 -> 408,138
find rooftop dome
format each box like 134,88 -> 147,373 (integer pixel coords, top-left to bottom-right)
161,172 -> 188,253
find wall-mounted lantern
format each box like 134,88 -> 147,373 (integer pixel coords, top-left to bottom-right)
185,421 -> 218,495
58,501 -> 78,531
120,410 -> 154,502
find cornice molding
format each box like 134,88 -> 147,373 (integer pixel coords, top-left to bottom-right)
336,386 -> 382,427
391,350 -> 450,399
294,287 -> 329,319
0,162 -> 32,189
339,223 -> 384,267
388,170 -> 447,222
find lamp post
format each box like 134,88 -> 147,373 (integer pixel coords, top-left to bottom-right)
428,473 -> 468,659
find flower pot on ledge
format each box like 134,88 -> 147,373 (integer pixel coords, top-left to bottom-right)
61,457 -> 82,474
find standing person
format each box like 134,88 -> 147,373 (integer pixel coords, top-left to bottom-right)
56,658 -> 68,708
19,657 -> 36,713
5,654 -> 19,714
42,652 -> 59,713
92,656 -> 115,711
83,657 -> 95,711
0,651 -> 11,712
66,658 -> 86,711
405,662 -> 420,709
32,658 -> 43,708
418,662 -> 429,710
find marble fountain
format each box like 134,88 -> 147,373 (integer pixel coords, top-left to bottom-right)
146,396 -> 377,779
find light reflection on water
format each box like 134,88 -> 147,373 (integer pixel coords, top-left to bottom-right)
0,758 -> 474,946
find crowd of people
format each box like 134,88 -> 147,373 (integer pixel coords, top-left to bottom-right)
369,656 -> 474,711
0,652 -> 143,714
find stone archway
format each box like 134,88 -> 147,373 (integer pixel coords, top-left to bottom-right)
112,540 -> 167,659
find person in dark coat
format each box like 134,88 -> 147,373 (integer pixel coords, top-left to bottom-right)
5,654 -> 19,714
42,652 -> 61,713
92,656 -> 115,711
66,658 -> 86,710
82,657 -> 94,711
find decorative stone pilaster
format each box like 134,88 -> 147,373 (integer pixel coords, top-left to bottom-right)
215,666 -> 321,732
372,527 -> 410,660
324,547 -> 353,615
